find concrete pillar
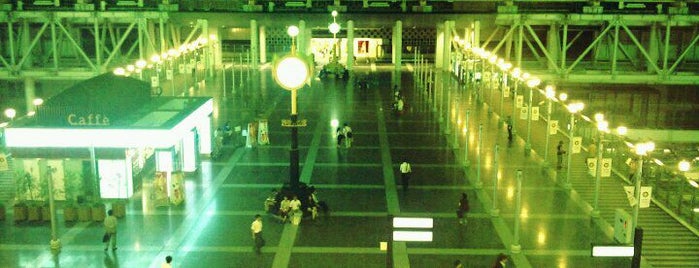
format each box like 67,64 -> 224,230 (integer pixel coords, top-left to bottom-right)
435,22 -> 444,69
394,20 -> 402,72
298,20 -> 308,57
648,22 -> 659,73
25,78 -> 36,113
546,24 -> 560,71
250,19 -> 259,69
209,27 -> 223,69
21,21 -> 32,67
259,25 -> 267,64
346,20 -> 354,71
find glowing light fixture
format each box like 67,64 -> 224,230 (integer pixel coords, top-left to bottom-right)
678,160 -> 690,172
393,217 -> 433,228
113,67 -> 126,76
287,25 -> 300,37
392,231 -> 433,242
273,56 -> 310,91
4,108 -> 16,120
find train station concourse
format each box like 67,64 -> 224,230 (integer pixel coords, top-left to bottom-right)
0,1 -> 698,267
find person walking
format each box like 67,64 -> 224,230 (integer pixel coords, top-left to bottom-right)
103,209 -> 118,251
457,193 -> 470,225
556,140 -> 566,169
506,121 -> 513,143
161,256 -> 173,268
342,123 -> 353,148
492,253 -> 509,268
251,214 -> 264,254
399,161 -> 412,191
336,127 -> 345,148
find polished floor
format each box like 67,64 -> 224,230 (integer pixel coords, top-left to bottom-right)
1,63 -> 696,268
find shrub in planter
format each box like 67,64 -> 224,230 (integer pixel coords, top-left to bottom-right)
77,203 -> 91,222
40,202 -> 51,222
0,202 -> 6,221
13,202 -> 27,223
27,201 -> 41,222
91,202 -> 106,222
112,201 -> 126,218
63,201 -> 77,222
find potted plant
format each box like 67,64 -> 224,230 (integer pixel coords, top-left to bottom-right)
91,200 -> 106,222
0,201 -> 6,221
112,200 -> 126,218
40,201 -> 51,222
27,201 -> 41,221
77,198 -> 91,222
63,200 -> 77,222
13,201 -> 27,223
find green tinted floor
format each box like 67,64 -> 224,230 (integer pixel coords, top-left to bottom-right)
1,64 -> 636,268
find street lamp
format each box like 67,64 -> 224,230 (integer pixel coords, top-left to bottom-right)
564,102 -> 584,189
592,116 -> 609,218
543,86 -> 556,166
497,61 -> 511,125
273,25 -> 312,191
524,77 -> 540,156
632,141 -> 654,234
4,108 -> 16,121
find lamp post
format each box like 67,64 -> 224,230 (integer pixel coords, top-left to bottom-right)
510,68 -> 520,135
564,102 -> 584,189
524,77 -> 540,156
47,165 -> 61,250
273,25 -> 311,191
592,115 -> 609,218
632,141 -> 654,234
542,86 -> 555,166
498,61 -> 511,126
4,108 -> 16,121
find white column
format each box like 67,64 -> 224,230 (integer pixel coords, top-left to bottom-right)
435,23 -> 444,69
442,20 -> 453,70
298,20 -> 308,56
346,20 -> 354,71
259,25 -> 267,64
473,20 -> 480,48
209,26 -> 223,69
250,19 -> 259,69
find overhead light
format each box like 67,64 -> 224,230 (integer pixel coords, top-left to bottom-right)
369,2 -> 390,7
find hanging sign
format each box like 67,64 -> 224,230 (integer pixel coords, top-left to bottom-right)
588,158 -> 597,175
572,137 -> 582,153
503,86 -> 510,98
549,120 -> 559,135
0,153 -> 7,171
258,120 -> 270,145
640,187 -> 652,208
166,69 -> 174,80
601,158 -> 612,177
623,186 -> 636,207
178,64 -> 186,74
516,95 -> 524,107
531,106 -> 539,121
150,76 -> 159,88
520,106 -> 528,120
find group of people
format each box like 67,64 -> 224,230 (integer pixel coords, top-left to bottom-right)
212,121 -> 235,158
335,123 -> 353,148
264,185 -> 329,224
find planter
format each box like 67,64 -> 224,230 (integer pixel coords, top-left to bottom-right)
13,204 -> 27,223
63,206 -> 77,222
0,204 -> 5,221
27,205 -> 41,221
112,202 -> 126,218
41,205 -> 51,222
77,205 -> 91,222
91,203 -> 106,222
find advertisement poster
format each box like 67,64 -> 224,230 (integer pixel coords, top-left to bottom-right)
516,95 -> 523,107
151,76 -> 159,88
246,122 -> 258,148
0,153 -> 7,171
503,86 -> 510,98
153,171 -> 169,207
258,120 -> 270,145
587,158 -> 597,176
531,107 -> 539,121
601,158 -> 612,177
99,160 -> 128,199
171,172 -> 185,205
572,137 -> 582,153
520,106 -> 528,120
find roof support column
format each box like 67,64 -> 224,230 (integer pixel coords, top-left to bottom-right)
346,20 -> 354,71
250,19 -> 259,70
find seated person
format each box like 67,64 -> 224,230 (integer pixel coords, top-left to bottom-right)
278,196 -> 291,223
264,189 -> 279,214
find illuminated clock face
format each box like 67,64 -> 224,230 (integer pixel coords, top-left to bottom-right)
274,56 -> 309,91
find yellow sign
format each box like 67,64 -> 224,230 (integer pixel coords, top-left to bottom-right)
281,119 -> 307,127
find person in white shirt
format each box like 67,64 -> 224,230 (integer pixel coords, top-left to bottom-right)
342,123 -> 353,148
103,210 -> 118,251
399,161 -> 412,191
251,215 -> 264,254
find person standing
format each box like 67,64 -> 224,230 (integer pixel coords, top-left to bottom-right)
251,214 -> 264,254
103,209 -> 118,251
586,140 -> 597,165
342,123 -> 353,148
457,193 -> 470,225
399,161 -> 412,191
506,121 -> 513,142
453,260 -> 464,268
336,127 -> 345,148
161,256 -> 173,268
556,140 -> 566,169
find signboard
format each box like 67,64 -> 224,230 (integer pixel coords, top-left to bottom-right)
178,64 -> 185,74
614,209 -> 633,244
516,95 -> 524,107
531,106 -> 539,121
0,153 -> 7,171
520,106 -> 528,120
623,186 -> 636,206
549,120 -> 559,135
587,158 -> 597,175
258,120 -> 270,145
601,158 -> 612,177
572,137 -> 582,153
503,86 -> 510,98
640,186 -> 652,208
281,119 -> 308,127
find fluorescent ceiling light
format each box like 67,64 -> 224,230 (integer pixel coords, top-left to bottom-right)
393,217 -> 433,228
393,231 -> 432,242
591,245 -> 634,257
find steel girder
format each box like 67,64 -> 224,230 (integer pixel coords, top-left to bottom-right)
0,11 -> 207,80
490,14 -> 699,85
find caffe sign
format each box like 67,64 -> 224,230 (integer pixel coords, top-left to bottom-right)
67,113 -> 111,126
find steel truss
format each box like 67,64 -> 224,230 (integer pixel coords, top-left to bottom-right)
487,14 -> 699,85
0,11 -> 209,80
